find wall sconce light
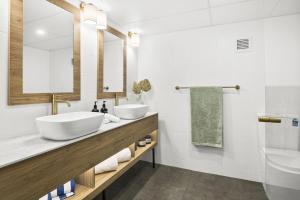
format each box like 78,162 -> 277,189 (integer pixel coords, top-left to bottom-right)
80,2 -> 107,30
80,3 -> 97,25
128,32 -> 140,47
96,10 -> 107,30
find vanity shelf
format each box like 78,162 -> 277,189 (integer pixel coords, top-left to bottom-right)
70,131 -> 157,200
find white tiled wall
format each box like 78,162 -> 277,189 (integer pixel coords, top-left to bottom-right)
0,0 -> 8,33
0,0 -> 138,139
264,14 -> 300,86
264,15 -> 300,151
138,20 -> 266,182
266,86 -> 300,150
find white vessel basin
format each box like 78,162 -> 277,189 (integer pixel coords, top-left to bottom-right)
36,112 -> 104,141
114,104 -> 149,120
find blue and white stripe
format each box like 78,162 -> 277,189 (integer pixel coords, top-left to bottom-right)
39,179 -> 76,200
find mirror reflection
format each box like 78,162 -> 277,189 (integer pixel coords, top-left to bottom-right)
23,0 -> 74,93
103,31 -> 124,93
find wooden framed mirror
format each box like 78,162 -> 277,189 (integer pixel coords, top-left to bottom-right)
97,26 -> 127,99
8,0 -> 80,105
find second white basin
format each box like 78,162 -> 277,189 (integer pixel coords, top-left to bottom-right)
36,112 -> 104,141
114,104 -> 149,120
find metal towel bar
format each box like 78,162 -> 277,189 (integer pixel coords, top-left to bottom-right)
175,85 -> 240,90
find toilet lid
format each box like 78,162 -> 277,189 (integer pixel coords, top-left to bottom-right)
265,148 -> 300,173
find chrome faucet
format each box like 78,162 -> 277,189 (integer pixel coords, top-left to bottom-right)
51,94 -> 71,115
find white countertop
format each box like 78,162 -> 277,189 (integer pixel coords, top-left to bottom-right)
0,112 -> 157,169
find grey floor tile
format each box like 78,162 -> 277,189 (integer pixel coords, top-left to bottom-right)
94,161 -> 268,200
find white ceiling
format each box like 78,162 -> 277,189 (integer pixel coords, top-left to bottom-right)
87,0 -> 300,35
23,0 -> 300,41
24,0 -> 73,51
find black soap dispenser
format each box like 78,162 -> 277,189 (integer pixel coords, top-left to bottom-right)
92,101 -> 99,112
100,101 -> 108,114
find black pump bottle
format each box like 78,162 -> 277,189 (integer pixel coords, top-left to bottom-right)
92,101 -> 99,112
100,101 -> 108,114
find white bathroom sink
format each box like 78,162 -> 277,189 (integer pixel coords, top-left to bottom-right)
36,112 -> 104,141
114,104 -> 149,120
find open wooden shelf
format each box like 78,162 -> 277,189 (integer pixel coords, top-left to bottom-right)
69,131 -> 157,200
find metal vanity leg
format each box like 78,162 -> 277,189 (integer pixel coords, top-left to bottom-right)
102,189 -> 106,200
152,148 -> 155,168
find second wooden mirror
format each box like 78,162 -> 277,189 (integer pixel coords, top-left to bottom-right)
97,26 -> 127,99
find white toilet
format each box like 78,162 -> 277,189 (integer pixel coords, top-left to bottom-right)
259,115 -> 300,200
264,148 -> 300,200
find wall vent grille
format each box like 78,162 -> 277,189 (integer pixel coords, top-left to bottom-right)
237,38 -> 251,51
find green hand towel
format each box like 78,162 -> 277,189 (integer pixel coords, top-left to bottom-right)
190,87 -> 223,148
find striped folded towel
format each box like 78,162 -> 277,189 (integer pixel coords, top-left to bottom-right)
39,179 -> 76,200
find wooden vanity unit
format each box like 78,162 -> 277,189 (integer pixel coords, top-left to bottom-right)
0,114 -> 158,200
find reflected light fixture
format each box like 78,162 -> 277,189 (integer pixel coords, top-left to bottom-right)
128,32 -> 140,47
80,2 -> 107,30
36,29 -> 46,36
80,3 -> 97,25
96,10 -> 107,30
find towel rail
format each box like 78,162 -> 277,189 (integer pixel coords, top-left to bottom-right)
175,85 -> 240,90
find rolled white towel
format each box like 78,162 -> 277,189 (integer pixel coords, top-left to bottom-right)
102,118 -> 111,124
105,114 -> 121,123
115,148 -> 132,163
95,155 -> 118,174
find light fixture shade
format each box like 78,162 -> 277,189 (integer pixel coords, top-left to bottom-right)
128,32 -> 140,47
96,10 -> 107,30
81,3 -> 97,25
